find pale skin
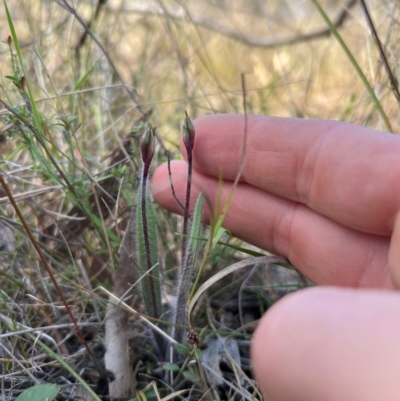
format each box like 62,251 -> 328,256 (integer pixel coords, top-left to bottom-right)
151,114 -> 400,400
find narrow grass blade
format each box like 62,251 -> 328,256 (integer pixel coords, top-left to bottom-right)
188,256 -> 287,319
186,192 -> 204,277
3,1 -> 24,73
189,77 -> 249,307
26,333 -> 102,401
212,226 -> 228,249
4,0 -> 42,133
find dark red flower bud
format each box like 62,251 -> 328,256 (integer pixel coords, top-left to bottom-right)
182,111 -> 195,153
140,124 -> 155,166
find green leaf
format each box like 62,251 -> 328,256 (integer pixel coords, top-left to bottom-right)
199,326 -> 208,342
216,240 -> 265,257
5,73 -> 22,83
194,348 -> 202,359
186,192 -> 204,276
135,173 -> 161,319
163,363 -> 180,372
74,63 -> 96,90
173,193 -> 204,341
126,390 -> 156,401
182,370 -> 200,383
173,342 -> 190,356
14,384 -> 59,401
212,226 -> 228,249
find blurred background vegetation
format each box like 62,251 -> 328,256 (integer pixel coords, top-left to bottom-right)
1,0 -> 399,159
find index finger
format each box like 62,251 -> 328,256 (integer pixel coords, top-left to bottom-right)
187,114 -> 400,236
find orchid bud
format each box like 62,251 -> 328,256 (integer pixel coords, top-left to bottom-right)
140,124 -> 155,166
182,111 -> 195,153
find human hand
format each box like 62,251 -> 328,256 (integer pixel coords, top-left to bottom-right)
151,114 -> 400,400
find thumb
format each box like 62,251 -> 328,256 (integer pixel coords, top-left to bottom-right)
251,287 -> 400,401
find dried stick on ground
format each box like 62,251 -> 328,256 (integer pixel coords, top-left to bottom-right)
104,208 -> 140,399
103,112 -> 152,399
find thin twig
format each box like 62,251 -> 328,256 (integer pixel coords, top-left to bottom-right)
0,175 -> 108,384
311,0 -> 393,132
101,0 -> 357,49
54,0 -> 144,114
167,152 -> 186,213
0,99 -> 75,192
76,0 -> 106,50
359,0 -> 400,105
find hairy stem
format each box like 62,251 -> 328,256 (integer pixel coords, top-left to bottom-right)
141,162 -> 159,319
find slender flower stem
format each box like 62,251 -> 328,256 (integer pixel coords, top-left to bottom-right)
181,151 -> 192,259
137,125 -> 164,354
173,112 -> 196,342
141,162 -> 159,319
181,111 -> 195,260
167,152 -> 186,213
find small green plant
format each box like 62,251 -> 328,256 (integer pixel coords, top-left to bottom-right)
132,113 -> 205,350
14,384 -> 59,401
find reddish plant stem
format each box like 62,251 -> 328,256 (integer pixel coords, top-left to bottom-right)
181,149 -> 192,261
